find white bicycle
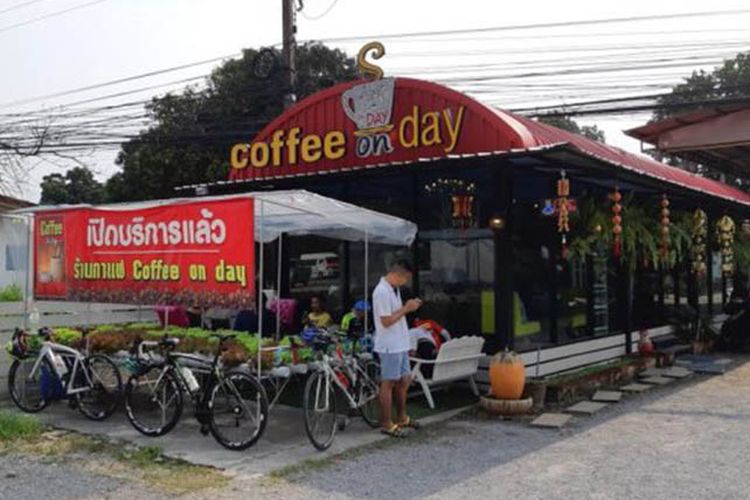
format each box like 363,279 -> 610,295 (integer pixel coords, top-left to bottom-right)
7,327 -> 122,420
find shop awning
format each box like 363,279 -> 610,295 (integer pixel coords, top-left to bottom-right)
625,103 -> 750,178
11,190 -> 418,246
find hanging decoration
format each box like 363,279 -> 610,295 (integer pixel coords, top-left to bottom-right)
716,215 -> 735,277
556,170 -> 570,257
659,195 -> 670,265
610,187 -> 623,259
691,208 -> 708,276
424,178 -> 476,229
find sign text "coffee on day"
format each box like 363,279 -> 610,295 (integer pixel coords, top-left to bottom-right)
230,105 -> 465,170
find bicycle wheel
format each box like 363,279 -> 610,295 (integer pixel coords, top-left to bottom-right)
124,365 -> 183,436
77,354 -> 123,421
207,371 -> 268,451
359,360 -> 381,429
303,370 -> 337,451
8,357 -> 51,413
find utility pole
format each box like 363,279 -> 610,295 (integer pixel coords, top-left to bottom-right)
282,0 -> 297,109
279,0 -> 297,298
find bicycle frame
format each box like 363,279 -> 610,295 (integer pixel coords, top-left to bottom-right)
313,351 -> 378,411
134,340 -> 262,427
28,341 -> 93,396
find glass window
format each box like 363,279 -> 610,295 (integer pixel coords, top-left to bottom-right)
5,245 -> 26,271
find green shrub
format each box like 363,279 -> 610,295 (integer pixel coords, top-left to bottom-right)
0,411 -> 42,441
0,284 -> 23,302
52,327 -> 83,347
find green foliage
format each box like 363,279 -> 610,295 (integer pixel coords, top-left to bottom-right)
39,166 -> 105,205
106,43 -> 358,202
52,328 -> 83,347
567,194 -> 692,271
655,52 -> 750,121
0,411 -> 42,441
537,115 -> 606,142
119,445 -> 164,466
0,283 -> 22,302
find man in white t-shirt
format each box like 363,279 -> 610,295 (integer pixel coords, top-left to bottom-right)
372,260 -> 423,437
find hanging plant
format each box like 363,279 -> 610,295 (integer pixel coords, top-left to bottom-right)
659,195 -> 670,266
716,215 -> 735,277
609,187 -> 623,260
691,209 -> 708,276
556,170 -> 571,258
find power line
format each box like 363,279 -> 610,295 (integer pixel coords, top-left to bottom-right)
0,0 -> 47,16
309,8 -> 750,43
301,0 -> 341,20
0,55 -> 236,109
0,0 -> 110,35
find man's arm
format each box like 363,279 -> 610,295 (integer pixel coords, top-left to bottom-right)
380,299 -> 422,328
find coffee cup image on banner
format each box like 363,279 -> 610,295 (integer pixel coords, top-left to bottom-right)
341,78 -> 395,158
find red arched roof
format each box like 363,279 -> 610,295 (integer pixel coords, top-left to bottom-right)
226,77 -> 750,207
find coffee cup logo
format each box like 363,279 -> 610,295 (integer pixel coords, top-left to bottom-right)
342,78 -> 395,158
341,78 -> 395,136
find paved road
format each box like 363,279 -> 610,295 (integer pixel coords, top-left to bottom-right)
256,357 -> 750,500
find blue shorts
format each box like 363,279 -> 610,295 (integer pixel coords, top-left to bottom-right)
379,351 -> 411,381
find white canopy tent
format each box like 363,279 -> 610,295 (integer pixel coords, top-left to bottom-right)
12,190 -> 418,373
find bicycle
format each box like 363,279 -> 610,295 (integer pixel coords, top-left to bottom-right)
7,327 -> 122,421
303,331 -> 381,451
123,333 -> 269,451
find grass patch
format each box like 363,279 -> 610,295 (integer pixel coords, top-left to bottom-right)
0,413 -> 228,496
0,411 -> 42,441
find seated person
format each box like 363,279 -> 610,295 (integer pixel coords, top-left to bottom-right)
408,318 -> 451,378
186,304 -> 203,328
234,296 -> 278,336
304,295 -> 334,329
341,299 -> 373,339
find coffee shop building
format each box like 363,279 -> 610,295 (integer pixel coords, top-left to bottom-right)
178,67 -> 750,377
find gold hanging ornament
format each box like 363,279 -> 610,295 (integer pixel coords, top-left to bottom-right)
556,170 -> 570,257
715,215 -> 735,277
691,208 -> 708,276
659,195 -> 670,265
610,187 -> 623,259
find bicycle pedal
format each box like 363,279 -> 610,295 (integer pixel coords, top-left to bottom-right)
199,425 -> 210,436
67,399 -> 78,410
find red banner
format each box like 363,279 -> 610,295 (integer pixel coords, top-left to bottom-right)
34,198 -> 255,307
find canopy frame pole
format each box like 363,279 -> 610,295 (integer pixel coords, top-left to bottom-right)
257,200 -> 265,377
23,214 -> 33,330
276,234 -> 282,342
364,229 -> 369,335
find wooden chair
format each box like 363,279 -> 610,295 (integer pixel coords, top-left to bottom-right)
409,336 -> 485,409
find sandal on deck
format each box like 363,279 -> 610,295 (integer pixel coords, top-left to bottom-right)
380,424 -> 408,438
397,416 -> 421,430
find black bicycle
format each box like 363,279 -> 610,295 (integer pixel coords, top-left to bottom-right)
123,333 -> 269,451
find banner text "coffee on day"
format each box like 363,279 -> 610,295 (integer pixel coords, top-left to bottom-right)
229,105 -> 465,170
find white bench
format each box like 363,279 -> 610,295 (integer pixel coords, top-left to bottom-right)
409,336 -> 485,409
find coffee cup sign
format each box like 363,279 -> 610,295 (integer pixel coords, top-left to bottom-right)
341,78 -> 395,135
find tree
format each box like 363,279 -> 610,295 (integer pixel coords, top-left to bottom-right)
654,52 -> 750,121
40,166 -> 105,204
537,115 -> 606,143
110,43 -> 358,201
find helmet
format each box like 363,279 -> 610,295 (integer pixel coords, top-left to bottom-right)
353,300 -> 371,312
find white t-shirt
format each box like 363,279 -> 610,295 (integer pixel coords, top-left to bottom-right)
372,277 -> 410,353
